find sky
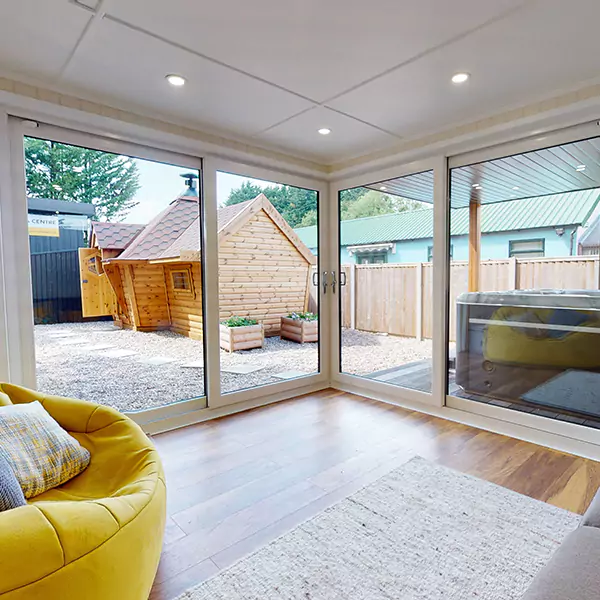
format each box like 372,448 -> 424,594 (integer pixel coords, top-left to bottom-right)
122,159 -> 271,224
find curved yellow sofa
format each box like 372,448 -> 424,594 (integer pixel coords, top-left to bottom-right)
0,383 -> 166,600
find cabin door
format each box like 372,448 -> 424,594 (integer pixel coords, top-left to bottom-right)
78,248 -> 114,318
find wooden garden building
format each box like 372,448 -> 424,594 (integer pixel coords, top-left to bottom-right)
80,187 -> 316,339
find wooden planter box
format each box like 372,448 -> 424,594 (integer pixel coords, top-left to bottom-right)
280,317 -> 318,343
220,323 -> 264,352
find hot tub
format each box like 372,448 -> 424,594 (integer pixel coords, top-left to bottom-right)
454,289 -> 600,400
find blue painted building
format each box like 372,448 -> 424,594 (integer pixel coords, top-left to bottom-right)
295,190 -> 600,264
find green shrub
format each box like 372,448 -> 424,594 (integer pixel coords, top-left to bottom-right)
286,312 -> 318,321
221,317 -> 259,328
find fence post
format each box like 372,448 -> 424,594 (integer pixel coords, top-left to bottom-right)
509,257 -> 517,290
416,262 -> 423,341
350,263 -> 356,330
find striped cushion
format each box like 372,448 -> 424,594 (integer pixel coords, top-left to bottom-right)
0,452 -> 26,511
0,401 -> 90,498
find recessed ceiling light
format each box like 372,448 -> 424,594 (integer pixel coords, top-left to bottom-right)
318,128 -> 331,135
166,74 -> 186,87
380,186 -> 387,191
576,164 -> 586,172
451,72 -> 470,84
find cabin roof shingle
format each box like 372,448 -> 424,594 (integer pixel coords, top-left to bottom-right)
92,221 -> 144,250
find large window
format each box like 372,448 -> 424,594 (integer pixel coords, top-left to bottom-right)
448,136 -> 600,429
338,171 -> 434,394
24,135 -> 206,414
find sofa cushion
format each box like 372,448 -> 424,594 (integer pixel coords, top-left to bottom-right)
0,392 -> 11,407
522,526 -> 600,600
0,452 -> 26,511
581,490 -> 600,528
0,401 -> 90,498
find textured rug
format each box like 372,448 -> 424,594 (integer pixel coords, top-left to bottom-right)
177,457 -> 579,600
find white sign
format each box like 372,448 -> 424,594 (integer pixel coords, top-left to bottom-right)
28,214 -> 60,237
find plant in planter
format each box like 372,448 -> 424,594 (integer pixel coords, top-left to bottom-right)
281,312 -> 318,343
220,317 -> 264,352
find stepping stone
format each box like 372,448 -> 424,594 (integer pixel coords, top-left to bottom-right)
181,361 -> 204,369
271,370 -> 310,380
221,364 -> 264,375
48,332 -> 78,338
98,349 -> 137,358
138,356 -> 177,366
80,344 -> 115,352
58,338 -> 89,346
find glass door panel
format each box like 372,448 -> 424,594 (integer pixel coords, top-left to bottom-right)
24,134 -> 206,414
448,135 -> 600,429
216,171 -> 320,395
338,171 -> 434,393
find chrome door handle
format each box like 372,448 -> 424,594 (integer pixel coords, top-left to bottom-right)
330,270 -> 337,294
340,271 -> 347,286
322,271 -> 328,294
312,271 -> 319,287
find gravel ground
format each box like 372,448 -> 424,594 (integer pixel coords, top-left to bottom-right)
34,323 -> 434,412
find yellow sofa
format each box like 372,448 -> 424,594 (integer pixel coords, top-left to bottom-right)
0,383 -> 166,600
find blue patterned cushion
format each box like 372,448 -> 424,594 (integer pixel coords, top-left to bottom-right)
0,452 -> 26,511
0,401 -> 90,498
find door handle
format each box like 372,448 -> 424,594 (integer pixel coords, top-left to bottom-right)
340,271 -> 347,287
330,270 -> 338,294
322,271 -> 328,295
312,271 -> 319,287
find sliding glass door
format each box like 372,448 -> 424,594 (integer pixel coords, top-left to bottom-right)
12,121 -> 208,420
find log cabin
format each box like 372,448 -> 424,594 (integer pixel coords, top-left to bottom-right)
80,180 -> 316,339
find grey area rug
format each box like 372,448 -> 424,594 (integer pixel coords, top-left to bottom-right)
177,457 -> 579,600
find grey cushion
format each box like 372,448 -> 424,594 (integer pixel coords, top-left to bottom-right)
0,451 -> 26,512
581,490 -> 600,528
522,526 -> 600,600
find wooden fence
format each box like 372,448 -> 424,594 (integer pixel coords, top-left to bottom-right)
310,256 -> 600,342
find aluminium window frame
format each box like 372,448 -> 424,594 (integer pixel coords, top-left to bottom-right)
508,238 -> 545,258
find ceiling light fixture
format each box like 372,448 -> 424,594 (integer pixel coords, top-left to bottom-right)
166,74 -> 186,87
576,164 -> 586,172
318,128 -> 331,135
451,72 -> 470,84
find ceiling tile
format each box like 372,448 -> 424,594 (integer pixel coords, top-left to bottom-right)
328,0 -> 600,138
0,0 -> 92,79
255,107 -> 400,162
105,0 -> 524,102
61,18 -> 313,137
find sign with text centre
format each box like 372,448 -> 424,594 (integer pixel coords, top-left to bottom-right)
28,214 -> 60,237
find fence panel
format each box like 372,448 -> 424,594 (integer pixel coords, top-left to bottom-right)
340,256 -> 600,343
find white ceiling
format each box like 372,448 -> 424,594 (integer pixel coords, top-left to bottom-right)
1,0 -> 600,164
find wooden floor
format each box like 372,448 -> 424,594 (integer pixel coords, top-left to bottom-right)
149,389 -> 600,600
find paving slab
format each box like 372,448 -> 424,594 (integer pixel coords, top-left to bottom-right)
80,344 -> 115,352
138,356 -> 177,366
271,370 -> 311,380
58,338 -> 89,346
221,364 -> 265,374
97,349 -> 138,358
181,361 -> 204,369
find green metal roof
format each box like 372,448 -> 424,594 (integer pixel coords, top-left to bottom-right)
294,189 -> 600,248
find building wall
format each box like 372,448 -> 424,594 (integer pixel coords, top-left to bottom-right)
335,226 -> 575,264
165,262 -> 203,340
219,209 -> 310,336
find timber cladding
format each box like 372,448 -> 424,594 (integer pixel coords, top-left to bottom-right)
218,210 -> 311,336
88,193 -> 316,341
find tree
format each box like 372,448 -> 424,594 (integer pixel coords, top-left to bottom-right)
224,181 -> 318,228
341,190 -> 424,221
25,138 -> 140,221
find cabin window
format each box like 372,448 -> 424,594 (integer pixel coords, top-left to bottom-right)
509,239 -> 545,258
170,268 -> 193,295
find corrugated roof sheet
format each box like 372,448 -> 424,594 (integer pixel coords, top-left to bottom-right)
92,222 -> 144,250
294,189 -> 600,248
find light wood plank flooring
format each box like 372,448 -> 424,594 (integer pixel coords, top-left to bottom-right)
149,389 -> 600,600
